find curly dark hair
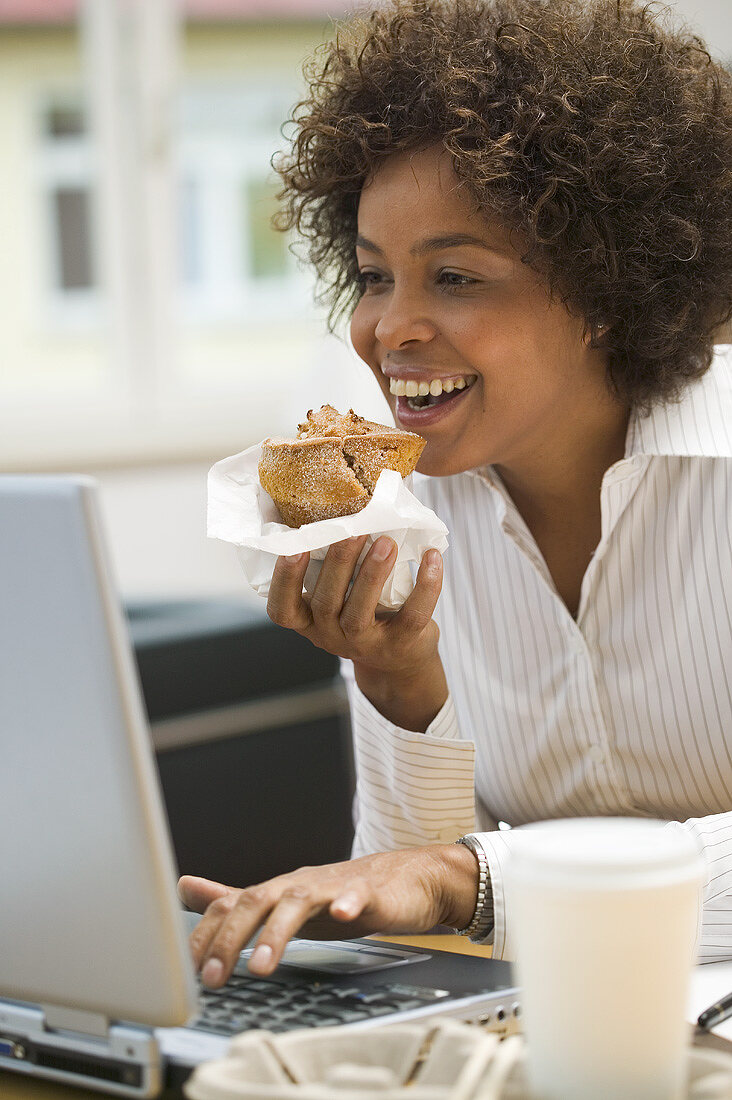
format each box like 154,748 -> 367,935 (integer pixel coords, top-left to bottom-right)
273,0 -> 732,411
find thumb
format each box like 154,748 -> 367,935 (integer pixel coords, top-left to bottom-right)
177,874 -> 234,913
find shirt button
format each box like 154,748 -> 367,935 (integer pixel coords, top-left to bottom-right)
588,744 -> 605,764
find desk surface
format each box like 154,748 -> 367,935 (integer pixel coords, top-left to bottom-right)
0,935 -> 493,1100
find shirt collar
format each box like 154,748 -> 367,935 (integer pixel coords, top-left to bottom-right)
626,345 -> 732,459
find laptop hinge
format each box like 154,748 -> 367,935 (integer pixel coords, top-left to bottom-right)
42,1004 -> 109,1039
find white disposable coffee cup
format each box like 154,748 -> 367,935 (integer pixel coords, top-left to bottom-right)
504,817 -> 705,1100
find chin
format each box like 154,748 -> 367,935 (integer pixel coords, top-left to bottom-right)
416,448 -> 468,478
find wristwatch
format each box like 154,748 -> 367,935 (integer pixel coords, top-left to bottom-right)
455,834 -> 494,940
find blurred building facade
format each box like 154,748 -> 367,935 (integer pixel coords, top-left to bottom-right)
0,0 -> 385,475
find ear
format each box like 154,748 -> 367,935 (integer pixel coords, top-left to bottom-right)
583,319 -> 611,347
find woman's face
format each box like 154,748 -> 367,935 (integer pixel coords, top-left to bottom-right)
350,145 -> 617,477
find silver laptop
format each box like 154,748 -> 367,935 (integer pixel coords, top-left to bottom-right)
0,475 -> 518,1097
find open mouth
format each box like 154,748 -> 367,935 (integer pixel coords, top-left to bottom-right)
388,375 -> 477,410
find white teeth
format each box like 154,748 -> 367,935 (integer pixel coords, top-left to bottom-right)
388,374 -> 474,398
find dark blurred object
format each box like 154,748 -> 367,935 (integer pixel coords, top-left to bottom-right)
126,599 -> 354,888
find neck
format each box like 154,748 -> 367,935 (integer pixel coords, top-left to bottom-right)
494,398 -> 630,620
494,399 -> 631,530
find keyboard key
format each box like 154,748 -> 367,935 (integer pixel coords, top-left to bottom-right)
385,983 -> 449,1001
290,1004 -> 341,1022
191,1019 -> 237,1036
372,999 -> 425,1012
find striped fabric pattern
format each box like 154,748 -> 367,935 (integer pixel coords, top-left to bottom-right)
343,345 -> 732,963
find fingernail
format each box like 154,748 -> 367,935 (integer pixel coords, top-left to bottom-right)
425,549 -> 441,572
284,552 -> 304,564
249,943 -> 273,973
371,536 -> 394,561
201,957 -> 224,987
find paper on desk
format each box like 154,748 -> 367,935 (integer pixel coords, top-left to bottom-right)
207,443 -> 449,612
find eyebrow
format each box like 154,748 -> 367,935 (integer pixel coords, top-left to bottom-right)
355,232 -> 511,258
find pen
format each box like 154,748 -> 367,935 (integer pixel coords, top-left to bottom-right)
697,992 -> 732,1031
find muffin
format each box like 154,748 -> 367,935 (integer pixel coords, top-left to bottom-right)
258,405 -> 425,527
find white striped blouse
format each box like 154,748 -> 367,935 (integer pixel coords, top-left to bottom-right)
342,344 -> 732,963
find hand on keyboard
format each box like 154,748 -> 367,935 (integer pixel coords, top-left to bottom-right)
177,842 -> 478,989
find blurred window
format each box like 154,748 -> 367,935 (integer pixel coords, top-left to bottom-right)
176,83 -> 306,324
0,15 -> 337,470
39,86 -> 304,321
244,177 -> 290,280
45,104 -> 85,139
53,187 -> 94,290
38,97 -> 99,325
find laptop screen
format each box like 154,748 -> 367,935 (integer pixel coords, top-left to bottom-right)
0,476 -> 196,1027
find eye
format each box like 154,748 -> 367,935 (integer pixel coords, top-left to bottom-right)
438,270 -> 478,289
356,269 -> 388,292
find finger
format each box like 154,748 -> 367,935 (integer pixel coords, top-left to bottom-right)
177,875 -> 233,913
389,548 -> 442,643
309,536 -> 368,623
189,892 -> 241,978
180,877 -> 237,974
339,536 -> 397,636
247,886 -> 327,976
199,882 -> 277,986
266,553 -> 311,631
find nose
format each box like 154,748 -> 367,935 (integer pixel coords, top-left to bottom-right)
373,286 -> 437,349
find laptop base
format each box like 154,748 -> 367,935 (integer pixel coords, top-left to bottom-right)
0,1001 -> 162,1097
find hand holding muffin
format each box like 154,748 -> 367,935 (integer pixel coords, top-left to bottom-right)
267,529 -> 448,732
258,406 -> 447,732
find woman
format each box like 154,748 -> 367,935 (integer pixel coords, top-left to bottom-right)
180,0 -> 732,988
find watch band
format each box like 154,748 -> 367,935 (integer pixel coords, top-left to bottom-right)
455,834 -> 494,939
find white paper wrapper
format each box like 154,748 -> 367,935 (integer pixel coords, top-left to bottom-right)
207,443 -> 449,611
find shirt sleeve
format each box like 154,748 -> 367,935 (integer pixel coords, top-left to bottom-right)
668,812 -> 732,963
339,659 -> 477,858
471,812 -> 731,963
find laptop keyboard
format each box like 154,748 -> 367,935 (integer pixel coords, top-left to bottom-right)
190,975 -> 451,1036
